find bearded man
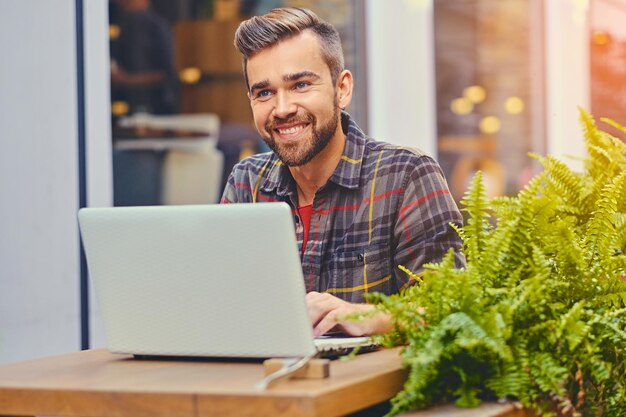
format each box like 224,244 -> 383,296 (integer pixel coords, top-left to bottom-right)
221,7 -> 464,336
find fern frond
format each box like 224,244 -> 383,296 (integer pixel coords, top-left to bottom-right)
580,107 -> 604,149
596,289 -> 626,308
533,154 -> 586,208
555,301 -> 588,351
488,342 -> 536,405
490,196 -> 518,221
616,173 -> 626,214
476,215 -> 521,288
600,116 -> 626,137
528,352 -> 568,397
583,172 -> 626,269
585,144 -> 614,188
459,171 -> 491,263
599,117 -> 626,163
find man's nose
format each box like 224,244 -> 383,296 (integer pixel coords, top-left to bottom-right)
273,90 -> 297,119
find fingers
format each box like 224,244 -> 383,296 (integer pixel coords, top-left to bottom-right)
305,292 -> 378,337
305,291 -> 344,328
313,308 -> 341,336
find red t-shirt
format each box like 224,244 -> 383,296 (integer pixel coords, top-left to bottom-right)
299,204 -> 313,257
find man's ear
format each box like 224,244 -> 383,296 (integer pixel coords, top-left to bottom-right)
336,69 -> 354,110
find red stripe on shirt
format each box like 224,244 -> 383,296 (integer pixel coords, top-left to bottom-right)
328,204 -> 361,211
327,188 -> 405,211
401,216 -> 415,258
256,194 -> 281,203
400,189 -> 451,247
365,188 -> 404,203
233,182 -> 253,191
400,189 -> 451,218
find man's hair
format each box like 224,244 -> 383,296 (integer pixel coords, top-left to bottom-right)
234,7 -> 344,91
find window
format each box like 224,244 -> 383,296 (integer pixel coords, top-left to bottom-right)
434,0 -> 546,200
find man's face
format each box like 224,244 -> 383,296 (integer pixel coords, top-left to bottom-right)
246,31 -> 341,167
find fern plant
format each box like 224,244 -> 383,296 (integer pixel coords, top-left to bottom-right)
368,109 -> 626,416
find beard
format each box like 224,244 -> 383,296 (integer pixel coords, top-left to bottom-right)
262,100 -> 340,167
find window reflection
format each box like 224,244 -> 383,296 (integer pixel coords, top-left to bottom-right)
110,0 -> 178,116
434,0 -> 545,201
108,0 -> 366,207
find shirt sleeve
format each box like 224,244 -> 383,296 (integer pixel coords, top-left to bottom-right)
393,155 -> 465,287
220,170 -> 242,204
220,158 -> 259,204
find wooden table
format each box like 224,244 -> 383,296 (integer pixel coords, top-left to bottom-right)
0,348 -> 526,417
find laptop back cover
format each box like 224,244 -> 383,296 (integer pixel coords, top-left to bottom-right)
78,203 -> 317,358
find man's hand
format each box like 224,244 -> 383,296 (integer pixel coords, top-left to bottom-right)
305,291 -> 392,337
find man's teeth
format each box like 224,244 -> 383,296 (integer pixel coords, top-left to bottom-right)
278,125 -> 304,135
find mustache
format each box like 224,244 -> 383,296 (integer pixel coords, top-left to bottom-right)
265,114 -> 314,131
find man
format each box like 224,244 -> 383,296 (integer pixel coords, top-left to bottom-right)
221,8 -> 463,337
111,0 -> 177,115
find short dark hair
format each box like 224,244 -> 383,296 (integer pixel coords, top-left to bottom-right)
234,7 -> 345,91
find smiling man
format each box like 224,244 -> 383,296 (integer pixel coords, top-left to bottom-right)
221,7 -> 464,336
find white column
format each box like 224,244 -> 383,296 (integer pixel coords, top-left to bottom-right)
545,0 -> 590,167
85,0 -> 113,209
84,0 -> 113,348
0,0 -> 111,363
366,0 -> 437,157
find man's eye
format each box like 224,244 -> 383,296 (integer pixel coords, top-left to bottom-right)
254,90 -> 272,101
295,82 -> 309,89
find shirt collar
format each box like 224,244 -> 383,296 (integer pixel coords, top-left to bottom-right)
329,112 -> 366,189
259,112 -> 367,195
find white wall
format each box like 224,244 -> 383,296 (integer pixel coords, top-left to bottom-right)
0,0 -> 111,363
545,0 -> 590,166
366,0 -> 437,157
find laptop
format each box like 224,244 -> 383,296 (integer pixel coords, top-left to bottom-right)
78,203 -> 374,359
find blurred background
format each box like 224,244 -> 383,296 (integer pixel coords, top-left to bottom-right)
1,0 -> 626,364
106,0 -> 626,208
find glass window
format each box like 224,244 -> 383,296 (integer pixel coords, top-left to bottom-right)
108,0 -> 367,206
590,0 -> 626,141
434,0 -> 546,201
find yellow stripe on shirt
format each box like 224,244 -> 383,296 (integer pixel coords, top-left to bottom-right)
341,155 -> 362,165
369,150 -> 384,244
326,274 -> 392,294
252,158 -> 278,203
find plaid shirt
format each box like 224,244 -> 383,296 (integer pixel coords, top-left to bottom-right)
221,113 -> 464,302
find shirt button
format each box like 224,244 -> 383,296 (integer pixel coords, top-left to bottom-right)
357,253 -> 364,261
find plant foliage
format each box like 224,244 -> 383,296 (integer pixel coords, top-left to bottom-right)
368,109 -> 626,416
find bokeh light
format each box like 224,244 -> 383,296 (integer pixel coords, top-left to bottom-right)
111,101 -> 129,117
505,96 -> 525,114
479,116 -> 501,134
109,24 -> 120,40
450,97 -> 474,115
179,67 -> 202,84
592,30 -> 610,46
463,85 -> 486,103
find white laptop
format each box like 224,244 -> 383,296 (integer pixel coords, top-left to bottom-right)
78,203 -> 373,359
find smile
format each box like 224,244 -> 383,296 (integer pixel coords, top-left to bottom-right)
275,123 -> 308,135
